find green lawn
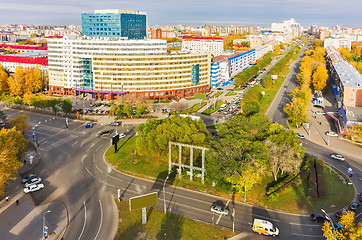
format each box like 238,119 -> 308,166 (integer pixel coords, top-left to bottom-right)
225,92 -> 237,96
202,100 -> 224,115
183,102 -> 207,114
115,199 -> 236,240
248,165 -> 354,214
259,76 -> 286,114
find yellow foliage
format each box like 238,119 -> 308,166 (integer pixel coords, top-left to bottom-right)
312,65 -> 328,92
0,69 -> 9,93
8,114 -> 29,133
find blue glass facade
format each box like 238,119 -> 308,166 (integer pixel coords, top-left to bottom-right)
82,13 -> 146,39
82,58 -> 93,89
191,64 -> 200,84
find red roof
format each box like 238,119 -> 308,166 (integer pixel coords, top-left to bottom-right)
0,56 -> 48,66
45,36 -> 63,38
0,44 -> 47,51
182,37 -> 223,40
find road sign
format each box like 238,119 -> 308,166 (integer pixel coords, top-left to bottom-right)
129,192 -> 158,211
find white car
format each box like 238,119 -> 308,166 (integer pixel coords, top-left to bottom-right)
331,154 -> 345,161
24,183 -> 44,193
24,177 -> 42,187
296,133 -> 305,139
119,133 -> 126,138
210,203 -> 229,215
326,131 -> 338,137
315,111 -> 325,115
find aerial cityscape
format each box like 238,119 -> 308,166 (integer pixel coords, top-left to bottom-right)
0,2 -> 361,240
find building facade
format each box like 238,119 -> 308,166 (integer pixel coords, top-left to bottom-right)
0,55 -> 48,73
324,36 -> 352,51
181,37 -> 224,57
82,9 -> 147,39
47,36 -> 211,100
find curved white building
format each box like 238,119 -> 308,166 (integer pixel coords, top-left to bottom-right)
48,36 -> 211,100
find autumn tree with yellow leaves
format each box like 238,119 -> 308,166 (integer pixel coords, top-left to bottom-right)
5,66 -> 44,96
312,65 -> 329,92
0,127 -> 28,195
323,210 -> 362,240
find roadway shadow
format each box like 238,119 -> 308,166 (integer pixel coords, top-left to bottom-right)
151,170 -> 176,192
156,212 -> 184,240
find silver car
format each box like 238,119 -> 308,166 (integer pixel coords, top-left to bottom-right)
25,177 -> 42,187
24,183 -> 44,193
326,131 -> 338,137
331,154 -> 345,161
211,204 -> 229,215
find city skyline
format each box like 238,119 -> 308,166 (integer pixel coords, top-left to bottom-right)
0,0 -> 361,28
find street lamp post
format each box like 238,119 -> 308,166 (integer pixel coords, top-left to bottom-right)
163,172 -> 170,213
42,210 -> 51,240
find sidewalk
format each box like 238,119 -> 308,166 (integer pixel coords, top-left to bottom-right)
0,145 -> 67,240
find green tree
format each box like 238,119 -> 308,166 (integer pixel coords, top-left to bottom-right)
48,98 -> 61,115
242,101 -> 260,117
283,97 -> 308,127
312,39 -> 323,47
61,98 -> 73,116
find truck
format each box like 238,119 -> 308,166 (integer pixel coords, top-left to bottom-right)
252,219 -> 279,237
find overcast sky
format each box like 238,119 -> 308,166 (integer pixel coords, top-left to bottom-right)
0,0 -> 361,28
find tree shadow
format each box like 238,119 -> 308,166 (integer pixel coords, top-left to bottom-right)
156,212 -> 184,240
115,221 -> 144,240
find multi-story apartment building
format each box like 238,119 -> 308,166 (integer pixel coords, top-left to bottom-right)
47,36 -> 211,100
0,54 -> 48,73
181,37 -> 224,57
0,44 -> 47,53
82,9 -> 147,39
324,36 -> 352,50
325,46 -> 362,128
211,49 -> 255,87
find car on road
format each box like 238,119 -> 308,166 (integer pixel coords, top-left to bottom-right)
210,203 -> 229,215
252,219 -> 279,237
119,133 -> 126,138
24,177 -> 42,187
104,110 -> 109,114
359,193 -> 362,202
110,121 -> 121,126
315,111 -> 325,115
325,131 -> 338,137
85,123 -> 93,128
24,183 -> 44,193
331,154 -> 345,161
296,133 -> 305,139
97,130 -> 111,137
349,202 -> 359,211
335,209 -> 346,218
217,88 -> 223,90
21,174 -> 37,184
310,213 -> 328,222
313,105 -> 325,109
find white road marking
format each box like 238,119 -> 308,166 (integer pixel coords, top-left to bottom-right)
77,201 -> 87,240
291,232 -> 323,238
94,200 -> 103,240
84,167 -> 95,178
86,143 -> 95,152
359,177 -> 362,182
288,222 -> 320,227
216,200 -> 230,225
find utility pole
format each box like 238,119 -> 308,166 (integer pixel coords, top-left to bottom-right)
163,172 -> 170,213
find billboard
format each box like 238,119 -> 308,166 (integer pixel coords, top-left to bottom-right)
129,192 -> 158,211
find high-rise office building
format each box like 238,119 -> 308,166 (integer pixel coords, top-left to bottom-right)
82,9 -> 147,39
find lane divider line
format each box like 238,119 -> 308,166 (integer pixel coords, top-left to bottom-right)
77,201 -> 87,240
94,200 -> 103,240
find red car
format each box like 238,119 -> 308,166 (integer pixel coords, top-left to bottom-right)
104,110 -> 109,114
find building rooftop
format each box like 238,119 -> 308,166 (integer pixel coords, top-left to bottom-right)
3,51 -> 48,58
0,44 -> 47,51
333,61 -> 362,88
182,37 -> 223,41
0,56 -> 48,66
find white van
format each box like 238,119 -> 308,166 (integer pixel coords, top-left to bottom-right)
252,219 -> 279,237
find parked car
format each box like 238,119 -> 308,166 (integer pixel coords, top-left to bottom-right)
21,174 -> 37,184
325,131 -> 338,137
315,111 -> 325,115
24,183 -> 44,193
104,110 -> 109,114
349,202 -> 359,211
110,121 -> 121,126
331,154 -> 345,161
217,88 -> 223,90
97,130 -> 111,137
210,203 -> 229,215
25,177 -> 42,187
310,213 -> 328,222
296,133 -> 305,139
85,123 -> 93,128
119,133 -> 126,138
359,192 -> 362,202
335,209 -> 345,218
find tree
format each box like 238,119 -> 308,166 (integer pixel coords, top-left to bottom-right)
48,98 -> 61,115
61,98 -> 73,116
8,114 -> 29,133
283,97 -> 308,127
0,69 -> 9,93
312,65 -> 329,92
347,123 -> 362,144
290,86 -> 310,103
0,128 -> 28,195
322,210 -> 362,240
273,45 -> 281,55
242,101 -> 260,117
312,39 -> 323,47
0,110 -> 6,122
